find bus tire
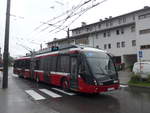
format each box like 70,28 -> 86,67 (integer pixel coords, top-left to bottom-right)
62,78 -> 69,91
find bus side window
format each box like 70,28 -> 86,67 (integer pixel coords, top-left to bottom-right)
47,56 -> 51,71
35,59 -> 40,70
51,56 -> 57,72
42,57 -> 48,71
57,55 -> 70,73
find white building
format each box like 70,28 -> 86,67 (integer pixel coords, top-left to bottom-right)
0,47 -> 2,66
47,6 -> 150,67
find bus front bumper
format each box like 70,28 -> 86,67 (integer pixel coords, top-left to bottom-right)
95,83 -> 120,93
78,83 -> 120,94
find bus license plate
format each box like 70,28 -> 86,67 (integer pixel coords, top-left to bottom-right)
107,87 -> 114,91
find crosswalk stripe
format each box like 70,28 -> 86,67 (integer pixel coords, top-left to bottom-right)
25,90 -> 46,100
12,74 -> 18,77
52,88 -> 75,96
39,89 -> 62,98
120,85 -> 128,88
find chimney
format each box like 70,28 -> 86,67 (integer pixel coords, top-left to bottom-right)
99,19 -> 103,22
144,6 -> 149,9
105,17 -> 108,20
53,38 -> 58,41
109,16 -> 112,19
81,22 -> 86,27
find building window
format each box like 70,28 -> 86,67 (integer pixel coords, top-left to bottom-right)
98,24 -> 101,29
139,29 -> 150,35
106,22 -> 109,27
77,30 -> 80,34
86,27 -> 89,32
103,32 -> 106,37
121,41 -> 125,48
131,26 -> 135,32
140,45 -> 150,50
139,13 -> 150,20
121,28 -> 124,34
133,15 -> 135,20
108,44 -> 111,49
116,30 -> 120,35
123,17 -> 126,23
95,33 -> 98,39
107,31 -> 111,37
132,40 -> 136,46
75,31 -> 78,34
110,21 -> 113,26
118,18 -> 122,24
75,37 -> 89,44
117,42 -> 120,48
104,44 -> 107,49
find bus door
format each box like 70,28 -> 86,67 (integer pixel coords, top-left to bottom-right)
30,60 -> 35,79
70,56 -> 78,89
43,71 -> 50,83
43,57 -> 50,84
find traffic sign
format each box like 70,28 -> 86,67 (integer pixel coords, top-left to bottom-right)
139,51 -> 143,58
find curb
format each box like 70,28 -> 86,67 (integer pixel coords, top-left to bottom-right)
120,83 -> 128,85
128,84 -> 150,89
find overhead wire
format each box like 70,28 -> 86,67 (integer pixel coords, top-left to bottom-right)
41,0 -> 92,32
35,0 -> 93,32
53,0 -> 108,33
14,0 -> 108,51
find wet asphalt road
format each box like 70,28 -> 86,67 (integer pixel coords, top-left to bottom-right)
0,70 -> 150,113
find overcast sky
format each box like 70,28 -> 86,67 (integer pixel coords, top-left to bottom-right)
0,0 -> 150,57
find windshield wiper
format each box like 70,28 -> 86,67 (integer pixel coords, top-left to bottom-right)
95,72 -> 108,76
97,64 -> 108,75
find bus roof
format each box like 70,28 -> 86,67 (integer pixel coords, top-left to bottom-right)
15,45 -> 107,60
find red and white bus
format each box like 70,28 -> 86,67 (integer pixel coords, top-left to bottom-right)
13,45 -> 120,93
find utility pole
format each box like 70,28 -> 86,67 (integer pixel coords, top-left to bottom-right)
67,28 -> 70,44
3,0 -> 11,88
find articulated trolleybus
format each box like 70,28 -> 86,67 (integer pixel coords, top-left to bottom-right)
13,45 -> 120,93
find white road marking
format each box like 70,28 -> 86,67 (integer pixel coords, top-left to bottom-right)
12,74 -> 18,77
39,89 -> 62,98
52,88 -> 75,96
25,90 -> 46,100
120,85 -> 128,88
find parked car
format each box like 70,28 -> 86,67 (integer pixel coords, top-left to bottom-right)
132,62 -> 150,78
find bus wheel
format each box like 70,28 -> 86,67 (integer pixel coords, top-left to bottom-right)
36,75 -> 40,83
62,79 -> 69,91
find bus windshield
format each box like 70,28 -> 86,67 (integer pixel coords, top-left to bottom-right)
83,51 -> 117,79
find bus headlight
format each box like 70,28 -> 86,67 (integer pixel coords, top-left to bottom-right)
94,80 -> 98,85
114,80 -> 119,83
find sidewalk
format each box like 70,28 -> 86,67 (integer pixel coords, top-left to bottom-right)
0,71 -> 59,113
118,70 -> 131,85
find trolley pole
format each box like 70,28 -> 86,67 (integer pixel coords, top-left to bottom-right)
2,0 -> 11,89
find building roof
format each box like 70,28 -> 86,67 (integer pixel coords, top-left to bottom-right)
71,6 -> 150,31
